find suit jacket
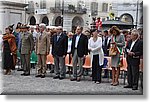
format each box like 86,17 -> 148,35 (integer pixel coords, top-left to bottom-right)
125,39 -> 143,66
52,33 -> 68,57
102,36 -> 111,56
36,31 -> 50,55
21,32 -> 34,54
71,33 -> 88,57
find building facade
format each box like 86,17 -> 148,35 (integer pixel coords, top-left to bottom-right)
25,0 -> 112,31
0,0 -> 28,33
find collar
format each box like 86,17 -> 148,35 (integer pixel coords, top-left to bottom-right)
132,38 -> 138,43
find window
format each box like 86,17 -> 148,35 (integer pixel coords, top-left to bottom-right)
102,3 -> 108,12
40,0 -> 46,9
91,2 -> 98,16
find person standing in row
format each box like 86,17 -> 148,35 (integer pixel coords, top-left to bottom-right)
70,26 -> 88,82
21,25 -> 34,76
52,26 -> 68,80
66,32 -> 73,74
124,29 -> 143,90
3,25 -> 17,75
110,26 -> 125,86
35,23 -> 50,78
88,29 -> 104,84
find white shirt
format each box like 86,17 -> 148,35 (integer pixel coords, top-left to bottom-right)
75,34 -> 81,48
129,39 -> 138,51
88,37 -> 104,66
67,38 -> 72,53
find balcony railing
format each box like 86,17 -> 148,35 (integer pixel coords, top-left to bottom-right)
50,6 -> 87,14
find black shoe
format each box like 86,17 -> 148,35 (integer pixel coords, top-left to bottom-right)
41,75 -> 45,78
50,70 -> 54,73
124,85 -> 132,88
18,69 -> 24,71
66,71 -> 70,74
132,87 -> 138,90
70,78 -> 77,81
35,75 -> 42,77
53,76 -> 60,79
24,73 -> 30,76
59,77 -> 64,80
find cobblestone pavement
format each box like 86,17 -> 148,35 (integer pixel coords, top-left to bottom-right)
0,68 -> 143,95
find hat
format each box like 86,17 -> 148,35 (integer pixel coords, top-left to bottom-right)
21,24 -> 30,29
6,24 -> 14,32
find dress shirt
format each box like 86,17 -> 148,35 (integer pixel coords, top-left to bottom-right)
75,34 -> 81,48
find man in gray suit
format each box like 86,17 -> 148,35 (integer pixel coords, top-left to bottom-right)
35,23 -> 50,78
21,25 -> 34,76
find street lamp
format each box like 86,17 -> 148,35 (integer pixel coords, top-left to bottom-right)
61,0 -> 64,27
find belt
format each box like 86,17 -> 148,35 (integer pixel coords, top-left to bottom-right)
75,48 -> 77,49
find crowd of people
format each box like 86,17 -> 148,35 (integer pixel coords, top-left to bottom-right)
1,22 -> 143,90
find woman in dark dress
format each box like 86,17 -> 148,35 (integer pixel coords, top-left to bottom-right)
3,25 -> 17,75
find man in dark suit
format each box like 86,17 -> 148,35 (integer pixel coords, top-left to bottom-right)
70,26 -> 88,82
52,26 -> 68,80
102,30 -> 111,78
124,29 -> 143,90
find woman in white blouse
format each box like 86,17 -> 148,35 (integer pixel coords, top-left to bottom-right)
88,29 -> 104,84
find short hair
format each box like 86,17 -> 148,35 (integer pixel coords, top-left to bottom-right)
104,30 -> 108,34
57,26 -> 63,30
76,26 -> 83,31
131,29 -> 140,38
39,23 -> 46,29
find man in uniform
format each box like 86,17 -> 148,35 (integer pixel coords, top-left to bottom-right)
21,25 -> 34,76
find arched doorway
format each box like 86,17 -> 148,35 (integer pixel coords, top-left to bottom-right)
120,13 -> 134,24
29,16 -> 36,25
41,16 -> 49,26
55,16 -> 62,26
72,16 -> 84,32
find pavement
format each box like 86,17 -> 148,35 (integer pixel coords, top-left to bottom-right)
0,68 -> 143,95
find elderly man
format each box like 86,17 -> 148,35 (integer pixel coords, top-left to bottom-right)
21,25 -> 34,76
124,29 -> 143,90
35,23 -> 50,78
52,26 -> 68,80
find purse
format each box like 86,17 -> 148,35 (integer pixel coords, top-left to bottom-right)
109,46 -> 117,56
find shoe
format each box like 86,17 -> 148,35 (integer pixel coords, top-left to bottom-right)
41,75 -> 45,78
132,87 -> 138,90
124,85 -> 132,88
50,70 -> 54,73
111,82 -> 114,85
70,78 -> 77,81
53,76 -> 60,79
96,81 -> 101,84
24,74 -> 30,76
59,77 -> 64,80
17,69 -> 24,71
113,82 -> 119,86
76,77 -> 81,82
66,71 -> 70,74
35,75 -> 42,77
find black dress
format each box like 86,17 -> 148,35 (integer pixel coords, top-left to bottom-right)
3,40 -> 14,70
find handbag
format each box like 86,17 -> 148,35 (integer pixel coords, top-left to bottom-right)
109,46 -> 117,56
